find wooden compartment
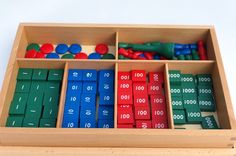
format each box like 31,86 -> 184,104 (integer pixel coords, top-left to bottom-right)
0,24 -> 235,153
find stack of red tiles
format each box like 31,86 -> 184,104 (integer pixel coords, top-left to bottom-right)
117,70 -> 168,129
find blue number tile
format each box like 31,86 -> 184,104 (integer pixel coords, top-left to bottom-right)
80,94 -> 96,106
80,105 -> 96,119
98,70 -> 114,82
65,92 -> 81,106
99,93 -> 114,105
68,69 -> 83,81
82,82 -> 97,94
67,82 -> 83,94
98,119 -> 114,128
79,118 -> 97,128
82,70 -> 97,81
98,81 -> 114,93
62,104 -> 80,128
98,106 -> 114,120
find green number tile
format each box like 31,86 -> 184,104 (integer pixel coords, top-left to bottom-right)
181,74 -> 196,85
42,104 -> 58,119
196,74 -> 213,86
30,81 -> 46,93
181,83 -> 197,96
43,92 -> 59,106
12,93 -> 28,105
45,81 -> 61,94
27,92 -> 44,106
25,104 -> 43,119
197,85 -> 214,97
15,81 -> 31,93
6,116 -> 24,127
17,68 -> 33,80
9,101 -> 27,115
173,110 -> 186,124
170,85 -> 182,97
171,96 -> 184,110
39,118 -> 56,128
22,117 -> 40,127
32,69 -> 48,81
183,94 -> 199,109
48,69 -> 64,81
169,70 -> 181,85
198,96 -> 216,112
186,108 -> 202,124
201,115 -> 219,129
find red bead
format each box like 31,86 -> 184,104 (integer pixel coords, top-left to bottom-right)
131,70 -> 146,82
133,94 -> 149,107
118,80 -> 133,93
118,72 -> 131,80
133,82 -> 147,95
152,119 -> 168,129
117,92 -> 133,104
35,52 -> 46,58
136,120 -> 152,128
149,72 -> 164,83
134,106 -> 150,120
75,52 -> 88,59
25,49 -> 37,58
144,52 -> 153,60
117,109 -> 134,124
150,95 -> 166,108
148,82 -> 162,95
95,44 -> 109,55
160,56 -> 167,60
40,43 -> 54,54
117,124 -> 133,128
118,48 -> 129,57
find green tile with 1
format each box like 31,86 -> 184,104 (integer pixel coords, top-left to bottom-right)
22,117 -> 40,127
25,104 -> 43,119
30,81 -> 46,93
42,104 -> 58,119
43,92 -> 59,106
27,92 -> 44,106
6,116 -> 24,127
32,69 -> 48,80
15,81 -> 31,93
39,118 -> 56,128
48,69 -> 64,81
17,68 -> 33,80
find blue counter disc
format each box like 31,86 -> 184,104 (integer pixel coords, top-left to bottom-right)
88,52 -> 101,59
68,44 -> 82,54
46,53 -> 60,59
56,44 -> 68,54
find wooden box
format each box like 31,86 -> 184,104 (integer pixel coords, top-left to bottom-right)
0,23 -> 235,155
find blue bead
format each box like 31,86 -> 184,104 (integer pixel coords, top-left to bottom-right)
67,82 -> 83,94
65,92 -> 81,106
80,118 -> 97,128
174,43 -> 184,50
99,93 -> 114,105
98,119 -> 114,128
82,69 -> 97,81
46,53 -> 60,59
88,53 -> 101,59
80,105 -> 96,119
98,70 -> 114,82
183,44 -> 189,49
80,94 -> 96,106
182,49 -> 191,55
68,69 -> 83,81
98,106 -> 114,120
139,54 -> 145,58
55,44 -> 68,54
68,44 -> 82,54
175,51 -> 182,56
153,55 -> 160,60
98,81 -> 114,93
62,104 -> 80,128
189,44 -> 197,49
82,82 -> 97,94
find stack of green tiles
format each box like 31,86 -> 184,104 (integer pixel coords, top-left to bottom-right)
6,68 -> 63,128
169,70 -> 219,129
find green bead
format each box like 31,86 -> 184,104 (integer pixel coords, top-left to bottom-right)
201,115 -> 219,129
185,55 -> 192,60
6,116 -> 24,127
26,43 -> 40,51
177,55 -> 185,60
118,42 -> 131,48
101,53 -> 115,59
118,54 -> 125,59
172,56 -> 178,60
192,50 -> 200,60
61,54 -> 74,59
39,119 -> 56,128
173,110 -> 186,124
